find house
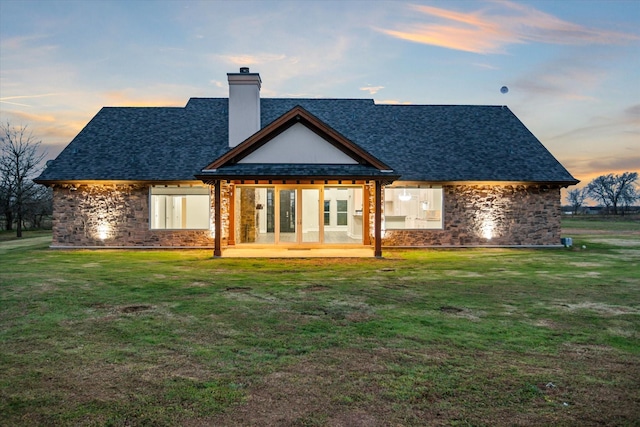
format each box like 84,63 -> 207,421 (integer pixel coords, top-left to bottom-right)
35,68 -> 579,257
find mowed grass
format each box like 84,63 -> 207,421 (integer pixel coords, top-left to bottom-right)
1,219 -> 639,426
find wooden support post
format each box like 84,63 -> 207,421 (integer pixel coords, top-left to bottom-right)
228,184 -> 235,246
363,183 -> 370,245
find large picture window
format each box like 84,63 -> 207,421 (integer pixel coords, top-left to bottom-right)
150,186 -> 210,229
384,187 -> 443,229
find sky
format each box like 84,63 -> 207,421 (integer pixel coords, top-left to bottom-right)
1,0 -> 639,196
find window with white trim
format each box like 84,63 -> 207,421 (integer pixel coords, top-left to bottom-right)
150,186 -> 210,229
384,187 -> 443,229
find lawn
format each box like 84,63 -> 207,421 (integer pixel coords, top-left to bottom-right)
1,219 -> 639,426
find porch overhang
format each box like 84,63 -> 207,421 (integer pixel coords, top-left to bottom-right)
196,165 -> 398,259
195,163 -> 399,185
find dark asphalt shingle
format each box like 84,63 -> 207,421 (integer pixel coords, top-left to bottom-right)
35,98 -> 578,184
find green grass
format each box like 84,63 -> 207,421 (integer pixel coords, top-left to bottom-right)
0,229 -> 52,242
1,218 -> 639,426
563,214 -> 640,232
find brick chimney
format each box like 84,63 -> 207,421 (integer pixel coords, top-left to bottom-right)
227,67 -> 261,147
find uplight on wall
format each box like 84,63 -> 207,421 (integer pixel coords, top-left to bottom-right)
97,223 -> 111,240
481,220 -> 494,240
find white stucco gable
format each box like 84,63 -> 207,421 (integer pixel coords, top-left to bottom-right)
238,123 -> 358,164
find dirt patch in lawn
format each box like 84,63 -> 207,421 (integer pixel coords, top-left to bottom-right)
184,281 -> 211,288
532,319 -> 562,329
225,286 -> 252,293
120,304 -> 153,314
302,284 -> 330,292
443,270 -> 483,278
568,262 -> 605,268
440,305 -> 483,321
556,302 -> 640,316
208,348 -> 406,427
209,346 -> 640,426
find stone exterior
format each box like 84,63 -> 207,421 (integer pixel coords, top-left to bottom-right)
50,182 -> 562,248
51,184 -> 217,247
220,182 -> 233,242
238,187 -> 257,243
382,184 -> 562,247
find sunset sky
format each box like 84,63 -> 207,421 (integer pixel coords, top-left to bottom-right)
1,0 -> 638,193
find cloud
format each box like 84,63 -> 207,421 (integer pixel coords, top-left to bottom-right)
1,110 -> 56,124
511,53 -> 609,100
563,155 -> 640,185
379,1 -> 639,54
548,103 -> 640,142
360,86 -> 384,95
102,90 -> 186,107
216,53 -> 288,66
587,156 -> 640,173
375,100 -> 412,105
623,104 -> 640,126
0,93 -> 65,108
473,62 -> 499,70
0,34 -> 57,52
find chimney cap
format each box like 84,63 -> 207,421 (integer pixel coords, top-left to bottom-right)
227,68 -> 261,88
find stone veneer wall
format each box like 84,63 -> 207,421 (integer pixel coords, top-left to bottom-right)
238,187 -> 257,243
51,183 -> 561,248
51,184 -> 219,247
382,184 -> 562,247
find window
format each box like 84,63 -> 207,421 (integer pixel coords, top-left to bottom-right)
384,187 -> 443,229
336,200 -> 348,226
150,186 -> 210,229
324,200 -> 330,226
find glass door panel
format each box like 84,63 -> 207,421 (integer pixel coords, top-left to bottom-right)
235,185 -> 363,246
301,189 -> 320,243
323,187 -> 363,244
278,189 -> 296,243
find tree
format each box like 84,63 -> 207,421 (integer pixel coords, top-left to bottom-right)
23,185 -> 53,229
0,164 -> 13,230
0,122 -> 47,237
620,183 -> 639,214
585,172 -> 639,215
566,187 -> 587,215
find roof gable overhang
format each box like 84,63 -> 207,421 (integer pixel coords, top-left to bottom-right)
202,106 -> 393,171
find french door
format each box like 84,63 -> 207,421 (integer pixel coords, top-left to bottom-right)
236,185 -> 362,245
277,188 -> 320,244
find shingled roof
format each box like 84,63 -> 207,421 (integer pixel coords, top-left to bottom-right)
35,97 -> 578,185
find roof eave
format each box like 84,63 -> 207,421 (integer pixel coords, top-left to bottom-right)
195,173 -> 400,184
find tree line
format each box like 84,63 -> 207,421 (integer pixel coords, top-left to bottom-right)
1,122 -> 52,237
566,172 -> 639,215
